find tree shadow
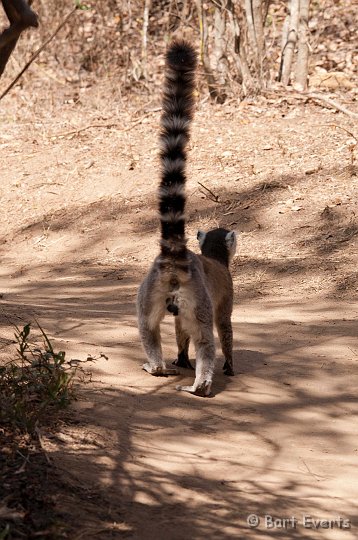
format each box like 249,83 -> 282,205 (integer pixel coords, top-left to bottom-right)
0,154 -> 357,537
44,361 -> 357,539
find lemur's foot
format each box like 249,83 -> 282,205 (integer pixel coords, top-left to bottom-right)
143,363 -> 179,376
223,360 -> 234,376
172,354 -> 194,370
176,380 -> 212,397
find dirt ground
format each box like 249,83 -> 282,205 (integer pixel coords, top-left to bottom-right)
0,86 -> 357,539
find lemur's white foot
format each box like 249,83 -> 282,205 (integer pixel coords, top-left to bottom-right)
143,363 -> 179,376
176,380 -> 212,397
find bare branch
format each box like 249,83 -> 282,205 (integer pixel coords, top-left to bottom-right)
2,0 -> 38,27
307,92 -> 358,119
0,0 -> 39,77
0,5 -> 78,101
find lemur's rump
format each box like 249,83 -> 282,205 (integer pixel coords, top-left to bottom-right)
137,41 -> 237,396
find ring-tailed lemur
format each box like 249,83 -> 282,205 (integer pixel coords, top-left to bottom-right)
137,41 -> 237,396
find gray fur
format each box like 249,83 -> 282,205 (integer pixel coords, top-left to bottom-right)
137,235 -> 237,395
137,251 -> 217,396
225,231 -> 237,260
176,237 -> 237,378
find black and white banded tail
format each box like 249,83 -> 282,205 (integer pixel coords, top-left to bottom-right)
158,41 -> 197,269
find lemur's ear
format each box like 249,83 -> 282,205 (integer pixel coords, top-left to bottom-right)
225,231 -> 237,253
197,230 -> 206,248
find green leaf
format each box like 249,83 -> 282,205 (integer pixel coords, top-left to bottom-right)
75,0 -> 91,10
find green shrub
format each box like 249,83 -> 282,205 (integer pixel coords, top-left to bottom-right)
0,322 -> 75,432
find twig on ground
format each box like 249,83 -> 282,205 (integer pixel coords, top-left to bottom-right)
321,124 -> 357,165
320,124 -> 357,142
304,92 -> 358,119
50,108 -> 161,139
198,181 -> 220,202
51,123 -> 119,139
300,458 -> 324,482
264,89 -> 358,119
35,425 -> 51,463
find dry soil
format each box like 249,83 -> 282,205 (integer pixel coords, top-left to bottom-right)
0,90 -> 357,539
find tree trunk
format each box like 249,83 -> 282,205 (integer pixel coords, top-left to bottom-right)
294,0 -> 310,91
141,0 -> 151,79
252,0 -> 266,83
280,0 -> 299,86
244,0 -> 257,53
195,0 -> 221,101
228,2 -> 253,95
241,0 -> 268,90
213,1 -> 229,91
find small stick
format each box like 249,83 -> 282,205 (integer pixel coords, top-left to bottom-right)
35,425 -> 52,464
198,181 -> 220,202
51,122 -> 119,139
0,5 -> 79,102
264,89 -> 358,119
320,123 -> 357,165
320,123 -> 357,142
305,92 -> 358,119
50,109 -> 162,139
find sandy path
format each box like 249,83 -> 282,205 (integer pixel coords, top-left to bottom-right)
1,274 -> 357,538
1,100 -> 357,538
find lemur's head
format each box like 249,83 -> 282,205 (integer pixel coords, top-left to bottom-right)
197,228 -> 237,267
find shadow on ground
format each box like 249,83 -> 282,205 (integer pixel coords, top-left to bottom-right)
0,159 -> 357,538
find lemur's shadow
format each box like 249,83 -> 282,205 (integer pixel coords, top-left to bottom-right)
173,348 -> 268,397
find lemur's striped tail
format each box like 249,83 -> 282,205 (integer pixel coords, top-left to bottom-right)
158,41 -> 197,271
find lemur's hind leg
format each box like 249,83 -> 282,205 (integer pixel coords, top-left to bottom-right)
216,313 -> 234,376
137,285 -> 179,376
176,316 -> 215,396
140,323 -> 179,376
173,316 -> 194,369
176,334 -> 215,396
